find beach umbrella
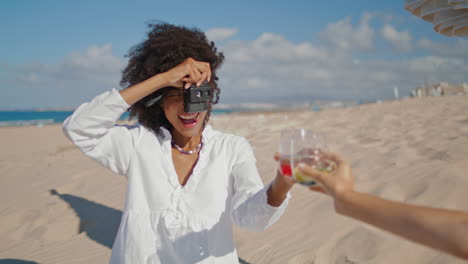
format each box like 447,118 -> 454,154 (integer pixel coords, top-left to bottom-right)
405,0 -> 468,36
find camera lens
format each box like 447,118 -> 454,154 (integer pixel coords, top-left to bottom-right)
205,90 -> 211,96
195,91 -> 202,98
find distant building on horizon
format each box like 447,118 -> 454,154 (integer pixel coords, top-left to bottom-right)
411,82 -> 468,98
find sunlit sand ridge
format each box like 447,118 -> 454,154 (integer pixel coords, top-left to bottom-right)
0,95 -> 467,263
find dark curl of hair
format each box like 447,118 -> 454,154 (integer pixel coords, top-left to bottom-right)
120,22 -> 224,133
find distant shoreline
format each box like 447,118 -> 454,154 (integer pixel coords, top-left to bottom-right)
2,94 -> 464,127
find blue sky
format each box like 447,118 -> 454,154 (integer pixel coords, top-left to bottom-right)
1,0 -> 467,109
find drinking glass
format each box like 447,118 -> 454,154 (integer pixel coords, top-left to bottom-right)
279,129 -> 336,186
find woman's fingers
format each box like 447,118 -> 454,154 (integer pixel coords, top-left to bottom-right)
181,69 -> 200,89
172,80 -> 184,89
181,60 -> 211,87
273,152 -> 280,161
198,71 -> 209,86
189,65 -> 201,84
277,169 -> 297,185
195,62 -> 211,86
167,58 -> 212,89
183,81 -> 193,89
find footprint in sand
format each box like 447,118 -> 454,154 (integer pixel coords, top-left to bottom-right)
335,255 -> 360,264
330,227 -> 381,263
287,251 -> 316,264
243,244 -> 275,264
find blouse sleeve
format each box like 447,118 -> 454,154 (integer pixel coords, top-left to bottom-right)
62,88 -> 139,176
229,137 -> 291,232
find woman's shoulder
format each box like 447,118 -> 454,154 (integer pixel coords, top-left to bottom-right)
114,122 -> 168,146
205,126 -> 251,150
207,126 -> 256,165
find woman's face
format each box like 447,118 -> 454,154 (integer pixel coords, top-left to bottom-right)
162,88 -> 207,138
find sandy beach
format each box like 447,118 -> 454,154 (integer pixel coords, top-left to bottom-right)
1,94 -> 467,264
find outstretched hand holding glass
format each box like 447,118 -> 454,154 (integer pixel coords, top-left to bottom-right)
296,152 -> 468,260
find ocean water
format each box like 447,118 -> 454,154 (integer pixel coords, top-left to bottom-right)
0,110 -> 233,127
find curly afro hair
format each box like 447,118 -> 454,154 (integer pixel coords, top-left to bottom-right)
120,22 -> 224,132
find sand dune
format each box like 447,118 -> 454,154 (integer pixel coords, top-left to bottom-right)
1,95 -> 467,263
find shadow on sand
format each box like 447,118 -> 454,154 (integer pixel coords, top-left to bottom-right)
50,189 -> 121,249
0,260 -> 39,264
50,189 -> 252,264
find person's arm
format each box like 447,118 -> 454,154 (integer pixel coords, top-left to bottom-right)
268,153 -> 295,206
62,89 -> 137,175
267,171 -> 294,207
297,154 -> 468,260
119,57 -> 211,105
63,58 -> 211,175
229,138 -> 294,231
337,190 -> 468,259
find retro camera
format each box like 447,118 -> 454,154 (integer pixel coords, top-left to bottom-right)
183,83 -> 212,113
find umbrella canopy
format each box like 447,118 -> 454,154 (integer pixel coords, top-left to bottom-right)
405,0 -> 468,36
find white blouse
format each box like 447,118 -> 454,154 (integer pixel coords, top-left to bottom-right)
62,89 -> 290,264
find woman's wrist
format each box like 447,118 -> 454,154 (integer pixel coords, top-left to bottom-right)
120,73 -> 171,105
154,71 -> 172,87
147,72 -> 172,89
274,174 -> 294,193
267,176 -> 293,207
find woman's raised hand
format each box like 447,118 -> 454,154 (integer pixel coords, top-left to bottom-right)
120,57 -> 211,105
267,153 -> 296,207
164,57 -> 212,89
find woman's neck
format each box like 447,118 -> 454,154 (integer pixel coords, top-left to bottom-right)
170,130 -> 202,150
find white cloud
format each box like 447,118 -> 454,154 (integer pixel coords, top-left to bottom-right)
215,14 -> 467,103
224,32 -> 327,64
417,38 -> 468,59
63,44 -> 123,73
381,24 -> 412,52
0,44 -> 125,109
216,31 -> 343,102
319,12 -> 375,52
2,14 -> 467,110
417,38 -> 432,49
58,44 -> 125,81
11,44 -> 125,85
246,77 -> 270,89
405,54 -> 463,75
205,28 -> 238,42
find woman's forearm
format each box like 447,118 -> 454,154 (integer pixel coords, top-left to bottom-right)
119,73 -> 170,105
336,191 -> 468,259
267,177 -> 292,207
